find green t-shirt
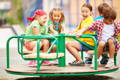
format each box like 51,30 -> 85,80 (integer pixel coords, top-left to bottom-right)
26,20 -> 48,35
25,20 -> 48,41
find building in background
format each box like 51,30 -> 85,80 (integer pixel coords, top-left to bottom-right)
22,0 -> 43,26
0,0 -> 11,25
2,0 -> 120,30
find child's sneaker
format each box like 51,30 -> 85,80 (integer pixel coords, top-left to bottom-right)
100,54 -> 109,65
85,57 -> 92,64
49,60 -> 58,65
42,61 -> 51,65
69,61 -> 85,66
105,59 -> 115,68
28,61 -> 37,67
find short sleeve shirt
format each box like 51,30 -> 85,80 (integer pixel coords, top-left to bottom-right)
26,20 -> 48,35
25,20 -> 48,41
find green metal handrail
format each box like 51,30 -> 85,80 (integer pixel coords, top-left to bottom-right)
65,34 -> 98,70
6,33 -> 97,71
6,33 -> 118,76
6,34 -> 66,72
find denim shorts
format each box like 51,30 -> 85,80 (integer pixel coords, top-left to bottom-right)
80,42 -> 93,51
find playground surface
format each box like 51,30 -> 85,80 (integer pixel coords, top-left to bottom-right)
0,26 -> 120,80
0,47 -> 120,80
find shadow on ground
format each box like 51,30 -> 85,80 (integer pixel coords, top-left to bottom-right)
16,75 -> 114,80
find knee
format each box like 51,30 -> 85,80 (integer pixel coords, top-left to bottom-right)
25,42 -> 35,50
99,41 -> 105,48
108,39 -> 114,44
43,39 -> 49,45
66,42 -> 71,49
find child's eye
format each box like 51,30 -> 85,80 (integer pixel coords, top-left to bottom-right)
53,15 -> 57,17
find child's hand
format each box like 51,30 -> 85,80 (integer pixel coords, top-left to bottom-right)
75,31 -> 83,38
54,31 -> 58,35
68,31 -> 76,35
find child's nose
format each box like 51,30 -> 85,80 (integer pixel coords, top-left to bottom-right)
56,17 -> 59,19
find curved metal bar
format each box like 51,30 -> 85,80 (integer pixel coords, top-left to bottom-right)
47,39 -> 57,54
65,34 -> 98,70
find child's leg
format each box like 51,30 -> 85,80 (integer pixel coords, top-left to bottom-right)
98,41 -> 106,59
51,45 -> 56,53
41,39 -> 49,53
32,41 -> 43,53
91,41 -> 105,67
105,38 -> 115,68
25,41 -> 36,51
66,41 -> 82,62
108,39 -> 115,58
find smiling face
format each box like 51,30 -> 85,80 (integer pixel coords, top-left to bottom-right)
81,6 -> 91,19
52,10 -> 61,23
38,15 -> 47,25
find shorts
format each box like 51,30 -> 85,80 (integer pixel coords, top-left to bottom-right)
80,42 -> 93,51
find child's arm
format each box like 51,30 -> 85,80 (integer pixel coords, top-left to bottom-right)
76,21 -> 97,36
76,27 -> 89,36
49,26 -> 58,34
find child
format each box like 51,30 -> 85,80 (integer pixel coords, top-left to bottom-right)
78,8 -> 120,68
86,3 -> 111,65
44,8 -> 65,65
95,3 -> 111,65
66,3 -> 95,66
48,8 -> 65,34
25,9 -> 49,66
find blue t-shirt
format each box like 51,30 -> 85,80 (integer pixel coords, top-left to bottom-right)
94,16 -> 104,21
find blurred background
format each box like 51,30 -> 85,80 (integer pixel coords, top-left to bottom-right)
1,0 -> 120,29
0,0 -> 119,47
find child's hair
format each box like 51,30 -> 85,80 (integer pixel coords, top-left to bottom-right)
98,3 -> 110,15
103,8 -> 117,20
49,8 -> 65,33
82,3 -> 92,11
27,9 -> 47,22
49,8 -> 65,23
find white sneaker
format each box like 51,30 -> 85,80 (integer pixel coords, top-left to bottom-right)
105,59 -> 114,68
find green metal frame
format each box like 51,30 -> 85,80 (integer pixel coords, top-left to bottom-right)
6,34 -> 66,72
6,68 -> 118,76
65,34 -> 98,70
6,33 -> 118,76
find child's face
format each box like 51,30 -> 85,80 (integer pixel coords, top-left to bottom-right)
52,11 -> 61,23
81,7 -> 91,19
39,15 -> 47,25
104,19 -> 114,24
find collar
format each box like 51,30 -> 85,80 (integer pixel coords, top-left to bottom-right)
54,22 -> 60,26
